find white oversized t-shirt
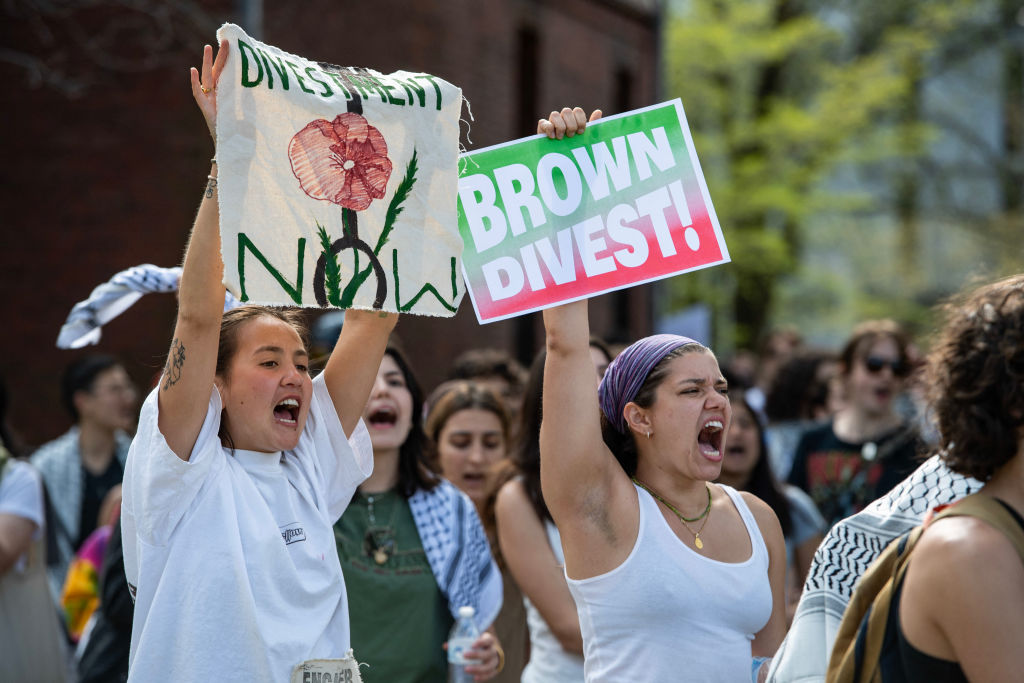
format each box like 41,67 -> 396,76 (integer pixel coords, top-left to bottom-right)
121,373 -> 372,682
0,459 -> 45,573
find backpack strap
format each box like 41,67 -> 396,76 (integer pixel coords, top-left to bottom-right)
930,493 -> 1024,562
827,523 -> 927,683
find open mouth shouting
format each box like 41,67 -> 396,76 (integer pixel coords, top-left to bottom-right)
274,397 -> 301,426
367,405 -> 398,429
698,419 -> 724,459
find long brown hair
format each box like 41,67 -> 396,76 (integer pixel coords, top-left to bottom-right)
424,381 -> 510,472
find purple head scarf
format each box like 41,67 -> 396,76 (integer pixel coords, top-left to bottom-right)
598,334 -> 703,434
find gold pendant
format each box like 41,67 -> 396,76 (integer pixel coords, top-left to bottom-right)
374,548 -> 389,565
694,536 -> 704,550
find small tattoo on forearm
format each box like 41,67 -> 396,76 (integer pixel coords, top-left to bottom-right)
163,338 -> 186,390
205,176 -> 218,199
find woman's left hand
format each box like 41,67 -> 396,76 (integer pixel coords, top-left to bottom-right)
461,631 -> 504,681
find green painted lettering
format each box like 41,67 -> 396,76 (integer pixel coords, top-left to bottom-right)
400,78 -> 426,107
344,72 -> 373,100
413,74 -> 443,110
305,67 -> 333,98
237,233 -> 306,304
237,40 -> 263,88
325,72 -> 353,100
258,49 -> 291,90
392,251 -> 457,312
286,61 -> 316,94
379,79 -> 404,105
352,73 -> 389,103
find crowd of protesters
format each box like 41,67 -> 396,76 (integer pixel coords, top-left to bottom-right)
2,41 -> 1022,683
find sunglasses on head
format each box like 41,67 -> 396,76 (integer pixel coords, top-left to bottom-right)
863,356 -> 909,377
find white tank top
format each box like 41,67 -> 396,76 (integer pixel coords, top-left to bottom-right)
521,521 -> 585,683
566,483 -> 772,682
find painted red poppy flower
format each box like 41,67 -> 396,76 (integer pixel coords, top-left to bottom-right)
288,113 -> 393,211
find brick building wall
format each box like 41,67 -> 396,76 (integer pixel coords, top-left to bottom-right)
0,0 -> 659,446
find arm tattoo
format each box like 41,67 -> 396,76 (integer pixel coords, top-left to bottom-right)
162,338 -> 186,391
205,176 -> 218,199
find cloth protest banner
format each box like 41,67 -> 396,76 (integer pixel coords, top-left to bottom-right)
457,100 -> 730,323
214,23 -> 465,316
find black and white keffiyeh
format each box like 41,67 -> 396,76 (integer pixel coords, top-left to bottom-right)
408,479 -> 503,628
57,264 -> 240,349
767,454 -> 981,682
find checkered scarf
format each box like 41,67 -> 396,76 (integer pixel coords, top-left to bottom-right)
408,479 -> 502,628
766,454 -> 982,682
56,264 -> 240,349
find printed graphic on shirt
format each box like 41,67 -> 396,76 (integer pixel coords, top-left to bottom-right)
280,522 -> 307,546
805,451 -> 883,524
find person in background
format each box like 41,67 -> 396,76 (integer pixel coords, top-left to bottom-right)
717,392 -> 825,623
32,353 -> 137,603
537,105 -> 786,683
426,381 -> 527,683
495,349 -> 590,683
334,347 -> 504,682
77,515 -> 133,683
745,327 -> 803,417
448,348 -> 527,424
61,483 -> 122,644
0,373 -> 68,681
788,320 -> 922,528
763,349 -> 839,480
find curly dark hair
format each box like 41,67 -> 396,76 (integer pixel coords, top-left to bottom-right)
927,274 -> 1024,481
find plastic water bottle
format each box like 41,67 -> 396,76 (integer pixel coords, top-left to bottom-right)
447,605 -> 479,683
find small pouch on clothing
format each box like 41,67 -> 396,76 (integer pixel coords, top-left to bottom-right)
290,651 -> 364,683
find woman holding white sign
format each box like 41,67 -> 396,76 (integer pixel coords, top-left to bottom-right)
120,41 -> 395,682
538,108 -> 787,683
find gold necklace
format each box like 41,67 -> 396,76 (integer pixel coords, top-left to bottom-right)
633,478 -> 713,550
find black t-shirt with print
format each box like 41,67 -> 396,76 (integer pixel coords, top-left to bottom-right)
788,420 -> 921,529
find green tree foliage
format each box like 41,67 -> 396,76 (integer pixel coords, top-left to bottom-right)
663,0 -> 1021,351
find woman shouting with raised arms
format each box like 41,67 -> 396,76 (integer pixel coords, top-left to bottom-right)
120,41 -> 396,682
538,107 -> 786,683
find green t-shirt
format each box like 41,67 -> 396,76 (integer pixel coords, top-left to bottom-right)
336,489 -> 453,683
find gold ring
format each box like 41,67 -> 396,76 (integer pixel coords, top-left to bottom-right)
201,85 -> 212,94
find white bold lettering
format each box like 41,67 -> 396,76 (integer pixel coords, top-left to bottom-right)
667,180 -> 699,251
481,256 -> 525,301
571,136 -> 632,201
520,243 -> 547,292
571,216 -> 616,277
537,153 -> 584,216
606,203 -> 648,268
458,174 -> 508,253
627,126 -> 676,181
493,163 -> 546,236
636,186 -> 677,257
534,228 -> 578,285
